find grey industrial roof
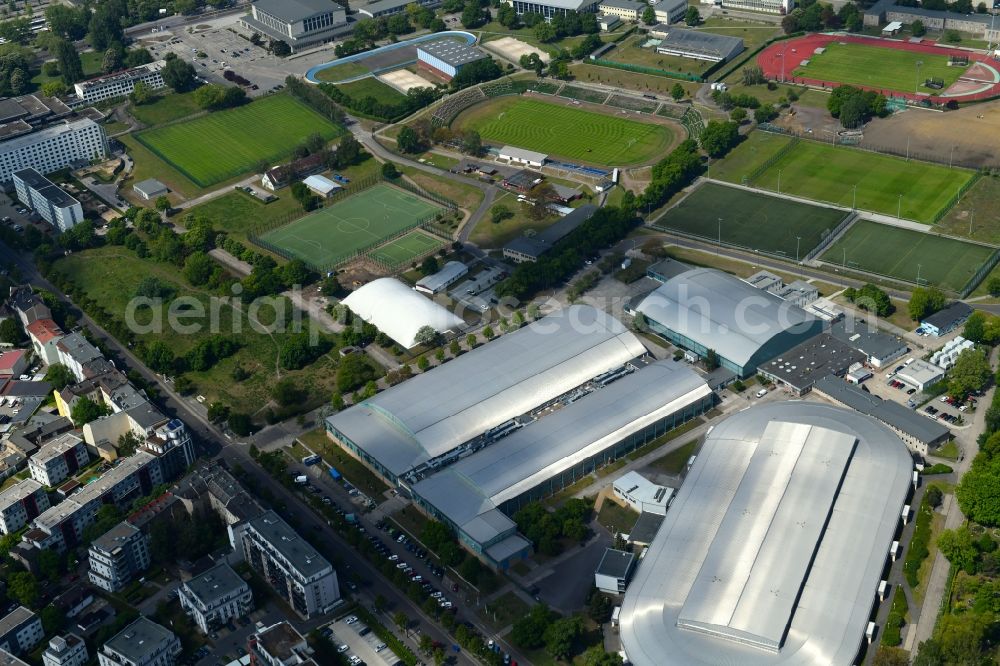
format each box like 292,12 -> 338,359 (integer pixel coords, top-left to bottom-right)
620,402 -> 913,665
183,563 -> 247,606
415,261 -> 467,293
503,205 -> 598,259
629,511 -> 665,544
647,257 -> 691,282
813,376 -> 950,445
760,333 -> 864,392
597,548 -> 635,578
867,0 -> 996,24
599,0 -> 647,8
0,607 -> 36,638
252,0 -> 340,21
132,178 -> 167,197
635,268 -> 819,368
326,305 -> 646,477
828,319 -> 907,362
0,652 -> 29,666
247,511 -> 331,578
655,27 -> 744,57
922,301 -> 973,329
102,618 -> 176,663
357,0 -> 420,14
412,360 -> 711,546
418,40 -> 488,67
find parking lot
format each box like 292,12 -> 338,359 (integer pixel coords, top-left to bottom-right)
448,265 -> 506,313
327,616 -> 398,666
135,15 -> 342,97
866,361 -> 973,429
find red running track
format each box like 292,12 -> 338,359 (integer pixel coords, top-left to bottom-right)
757,33 -> 1000,102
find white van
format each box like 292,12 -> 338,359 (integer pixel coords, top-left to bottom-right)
756,389 -> 768,398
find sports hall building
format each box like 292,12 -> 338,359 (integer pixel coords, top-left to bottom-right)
620,401 -> 913,666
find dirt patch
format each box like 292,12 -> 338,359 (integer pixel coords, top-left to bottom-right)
861,101 -> 1000,169
776,102 -> 840,135
483,36 -> 550,64
378,69 -> 434,93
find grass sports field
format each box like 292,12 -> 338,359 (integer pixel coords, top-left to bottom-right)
259,183 -> 443,270
793,41 -> 963,93
456,97 -> 674,166
821,219 -> 995,292
135,95 -> 343,187
654,182 -> 849,258
370,230 -> 442,267
715,133 -> 973,223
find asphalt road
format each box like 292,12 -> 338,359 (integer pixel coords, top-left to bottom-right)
0,240 -> 480,665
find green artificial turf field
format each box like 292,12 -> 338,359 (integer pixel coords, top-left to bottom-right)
456,97 -> 674,166
370,230 -> 443,267
653,182 -> 849,259
258,183 -> 443,270
793,41 -> 964,93
134,95 -> 344,187
821,219 -> 995,292
717,134 -> 973,223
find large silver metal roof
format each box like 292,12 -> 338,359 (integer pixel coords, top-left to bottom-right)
636,268 -> 819,368
412,360 -> 711,547
326,305 -> 646,477
620,401 -> 913,666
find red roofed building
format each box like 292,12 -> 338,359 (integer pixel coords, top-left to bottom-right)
0,349 -> 28,377
25,318 -> 63,366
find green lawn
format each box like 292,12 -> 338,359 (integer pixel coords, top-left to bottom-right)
315,60 -> 372,82
259,183 -> 443,271
469,190 -> 559,248
608,34 -> 716,77
51,247 -> 344,410
821,219 -> 995,292
336,77 -> 406,105
455,96 -> 674,166
134,95 -> 344,187
935,175 -> 1000,245
653,181 -> 849,259
651,439 -> 700,475
31,51 -> 102,90
717,133 -> 974,223
793,41 -> 963,93
596,501 -> 638,534
129,91 -> 203,127
369,229 -> 443,268
183,157 -> 381,245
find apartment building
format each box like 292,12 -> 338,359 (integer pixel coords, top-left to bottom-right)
178,563 -> 253,634
28,432 -> 90,487
97,618 -> 180,666
0,608 -> 43,657
0,119 -> 106,183
0,478 -> 49,534
73,61 -> 166,104
87,521 -> 151,593
41,634 -> 88,666
12,168 -> 84,232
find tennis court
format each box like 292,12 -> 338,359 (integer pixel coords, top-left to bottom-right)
259,183 -> 443,269
370,230 -> 443,267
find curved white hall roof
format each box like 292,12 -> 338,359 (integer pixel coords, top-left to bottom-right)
342,278 -> 464,348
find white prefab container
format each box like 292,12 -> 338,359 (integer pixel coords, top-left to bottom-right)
878,580 -> 887,602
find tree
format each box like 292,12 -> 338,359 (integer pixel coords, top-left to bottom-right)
420,256 -> 439,275
0,318 -> 22,344
0,18 -> 31,44
461,130 -> 483,156
228,412 -> 254,436
182,252 -> 215,286
544,615 -> 584,660
393,611 -> 408,633
271,40 -> 291,56
461,0 -> 488,28
699,120 -> 740,158
46,4 -> 89,40
43,363 -> 75,390
483,325 -> 495,339
71,396 -> 111,426
581,647 -> 624,666
8,571 -> 37,607
38,548 -> 61,581
754,103 -> 778,124
845,283 -> 894,317
730,106 -> 747,122
381,161 -> 400,179
272,378 -> 305,407
40,606 -> 65,635
336,354 -> 378,393
947,348 -> 991,399
926,485 -> 943,508
684,6 -> 700,25
413,326 -> 440,346
938,525 -> 979,573
102,45 -> 123,74
397,126 -> 423,154
511,604 -> 555,648
491,204 -> 513,224
642,5 -> 656,24
534,21 -> 558,42
118,431 -> 141,456
88,5 -> 123,51
130,80 -> 154,105
55,38 -> 84,85
704,348 -> 720,370
161,53 -> 197,92
911,19 -> 926,36
42,81 -> 68,98
907,287 -> 946,321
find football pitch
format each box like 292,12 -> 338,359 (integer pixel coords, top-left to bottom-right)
821,219 -> 995,292
716,133 -> 973,224
653,182 -> 849,259
135,95 -> 344,187
793,41 -> 963,94
259,183 -> 443,270
370,230 -> 443,267
456,97 -> 674,166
